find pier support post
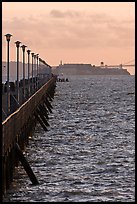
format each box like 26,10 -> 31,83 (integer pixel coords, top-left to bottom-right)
36,107 -> 50,126
41,103 -> 49,119
44,98 -> 53,113
15,143 -> 39,185
46,92 -> 53,102
34,113 -> 48,131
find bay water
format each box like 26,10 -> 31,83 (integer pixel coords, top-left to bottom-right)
3,75 -> 135,202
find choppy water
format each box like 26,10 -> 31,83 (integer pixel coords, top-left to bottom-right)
3,75 -> 135,202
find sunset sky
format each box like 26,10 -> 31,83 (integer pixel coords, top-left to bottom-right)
2,2 -> 135,74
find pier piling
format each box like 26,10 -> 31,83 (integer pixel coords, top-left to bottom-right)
15,143 -> 39,185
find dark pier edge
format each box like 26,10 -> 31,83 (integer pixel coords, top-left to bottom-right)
2,76 -> 57,198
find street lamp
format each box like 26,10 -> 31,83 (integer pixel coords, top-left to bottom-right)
33,54 -> 36,90
5,33 -> 12,115
34,54 -> 38,90
31,53 -> 34,93
21,45 -> 27,100
39,58 -> 42,86
36,54 -> 39,89
15,40 -> 21,105
27,49 -> 31,96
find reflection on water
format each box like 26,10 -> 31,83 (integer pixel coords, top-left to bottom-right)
3,75 -> 135,202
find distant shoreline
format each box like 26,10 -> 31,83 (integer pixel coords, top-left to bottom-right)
52,63 -> 131,76
2,62 -> 134,83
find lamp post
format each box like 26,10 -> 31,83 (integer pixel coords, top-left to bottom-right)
31,53 -> 34,93
21,45 -> 27,100
33,54 -> 36,90
36,54 -> 39,89
27,49 -> 31,96
5,33 -> 12,115
39,58 -> 42,86
15,41 -> 21,104
34,54 -> 37,90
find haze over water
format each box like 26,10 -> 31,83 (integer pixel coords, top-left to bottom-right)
3,75 -> 135,202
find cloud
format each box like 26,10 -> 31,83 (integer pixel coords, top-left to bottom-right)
2,10 -> 135,53
49,10 -> 134,48
50,9 -> 80,18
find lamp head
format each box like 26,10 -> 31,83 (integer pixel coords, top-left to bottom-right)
5,34 -> 12,41
15,41 -> 21,47
36,54 -> 39,59
27,49 -> 31,54
21,45 -> 27,51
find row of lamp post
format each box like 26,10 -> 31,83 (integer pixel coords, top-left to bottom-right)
4,33 -> 42,116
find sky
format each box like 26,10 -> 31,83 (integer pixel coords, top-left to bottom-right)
2,2 -> 135,75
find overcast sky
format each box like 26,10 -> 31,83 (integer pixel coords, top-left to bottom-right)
2,2 -> 135,74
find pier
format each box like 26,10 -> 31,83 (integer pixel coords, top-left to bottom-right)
2,34 -> 57,196
2,75 -> 57,195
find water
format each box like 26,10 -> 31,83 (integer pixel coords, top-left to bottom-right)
3,75 -> 135,202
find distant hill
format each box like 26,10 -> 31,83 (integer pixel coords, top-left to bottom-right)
2,61 -> 30,82
52,63 -> 130,76
2,61 -> 43,82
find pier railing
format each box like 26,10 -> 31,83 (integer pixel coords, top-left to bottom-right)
2,76 -> 56,156
2,74 -> 52,121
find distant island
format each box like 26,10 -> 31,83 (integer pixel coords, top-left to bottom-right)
52,63 -> 130,76
2,61 -> 130,83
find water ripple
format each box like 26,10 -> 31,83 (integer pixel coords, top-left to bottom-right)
3,75 -> 135,202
